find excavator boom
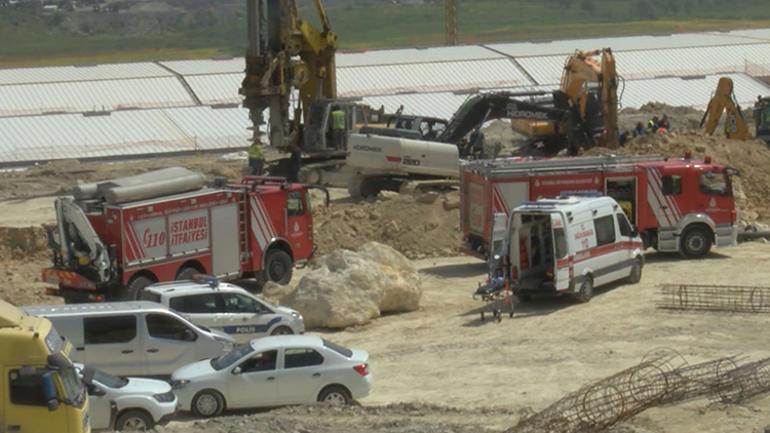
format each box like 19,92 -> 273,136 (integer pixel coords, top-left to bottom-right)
700,77 -> 752,141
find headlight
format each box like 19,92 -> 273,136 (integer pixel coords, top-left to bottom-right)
170,379 -> 190,390
153,391 -> 176,402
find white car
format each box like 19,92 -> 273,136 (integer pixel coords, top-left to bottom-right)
143,279 -> 304,343
170,335 -> 371,417
78,365 -> 178,431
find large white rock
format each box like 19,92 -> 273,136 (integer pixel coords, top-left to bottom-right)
268,242 -> 421,329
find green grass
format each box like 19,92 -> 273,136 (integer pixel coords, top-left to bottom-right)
2,0 -> 770,67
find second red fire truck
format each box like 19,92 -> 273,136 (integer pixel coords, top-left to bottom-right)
42,167 -> 319,303
461,154 -> 738,259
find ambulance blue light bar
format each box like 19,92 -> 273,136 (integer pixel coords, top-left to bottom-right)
558,190 -> 602,198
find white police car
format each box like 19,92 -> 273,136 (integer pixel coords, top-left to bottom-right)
142,277 -> 304,344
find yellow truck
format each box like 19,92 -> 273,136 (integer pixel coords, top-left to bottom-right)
0,300 -> 90,433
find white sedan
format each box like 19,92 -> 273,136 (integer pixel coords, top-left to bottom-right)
78,365 -> 178,431
170,335 -> 371,417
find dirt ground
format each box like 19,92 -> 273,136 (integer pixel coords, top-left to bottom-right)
154,243 -> 770,433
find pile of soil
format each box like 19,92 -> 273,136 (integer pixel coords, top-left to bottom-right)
312,191 -> 462,260
0,226 -> 56,305
586,131 -> 770,224
156,403 -> 510,433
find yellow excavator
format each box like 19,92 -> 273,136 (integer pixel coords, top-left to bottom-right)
700,77 -> 752,140
511,48 -> 619,153
239,0 -> 381,181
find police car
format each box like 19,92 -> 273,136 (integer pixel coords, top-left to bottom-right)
142,277 -> 304,343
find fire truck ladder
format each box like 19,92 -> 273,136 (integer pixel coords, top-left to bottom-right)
467,155 -> 666,177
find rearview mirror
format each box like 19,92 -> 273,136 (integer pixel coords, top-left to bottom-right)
41,373 -> 59,412
232,367 -> 242,375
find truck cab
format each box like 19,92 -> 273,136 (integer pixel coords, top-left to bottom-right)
0,300 -> 90,433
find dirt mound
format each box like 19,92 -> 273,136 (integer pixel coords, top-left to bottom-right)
585,132 -> 770,224
264,242 -> 421,329
313,191 -> 462,260
0,226 -> 49,260
155,403 -> 505,433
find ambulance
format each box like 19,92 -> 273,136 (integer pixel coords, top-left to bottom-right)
501,196 -> 644,302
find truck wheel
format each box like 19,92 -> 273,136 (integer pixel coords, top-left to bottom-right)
192,390 -> 225,417
264,250 -> 293,285
680,226 -> 712,259
125,275 -> 155,301
627,258 -> 643,284
176,267 -> 199,281
115,409 -> 154,431
573,277 -> 593,303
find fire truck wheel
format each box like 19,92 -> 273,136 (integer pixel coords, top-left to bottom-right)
265,249 -> 293,285
573,277 -> 593,303
125,275 -> 155,301
627,259 -> 643,284
176,267 -> 199,281
680,226 -> 712,259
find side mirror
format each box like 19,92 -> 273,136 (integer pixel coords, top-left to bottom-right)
90,386 -> 107,397
41,373 -> 59,412
232,367 -> 242,375
631,227 -> 639,238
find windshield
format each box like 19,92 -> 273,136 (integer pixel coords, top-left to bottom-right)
211,344 -> 255,371
59,367 -> 86,408
90,368 -> 128,389
699,171 -> 731,196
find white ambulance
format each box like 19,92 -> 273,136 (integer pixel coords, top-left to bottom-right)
502,195 -> 644,302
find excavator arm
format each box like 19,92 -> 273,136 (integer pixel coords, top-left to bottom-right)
558,48 -> 619,149
700,77 -> 751,140
437,91 -> 567,144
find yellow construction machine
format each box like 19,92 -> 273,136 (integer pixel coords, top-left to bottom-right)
239,0 -> 381,181
700,77 -> 752,140
511,48 -> 619,154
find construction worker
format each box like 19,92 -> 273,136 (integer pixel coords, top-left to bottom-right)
248,140 -> 265,176
647,116 -> 659,133
330,106 -> 346,150
288,145 -> 302,183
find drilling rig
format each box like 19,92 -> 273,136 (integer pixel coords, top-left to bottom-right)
239,0 -> 380,182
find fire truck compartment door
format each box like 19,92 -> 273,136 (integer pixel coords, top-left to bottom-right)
211,204 -> 240,277
490,213 -> 508,257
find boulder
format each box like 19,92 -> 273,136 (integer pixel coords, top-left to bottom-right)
270,242 -> 422,329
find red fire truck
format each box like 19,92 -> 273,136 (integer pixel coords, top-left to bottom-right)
42,167 -> 319,303
461,154 -> 738,259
